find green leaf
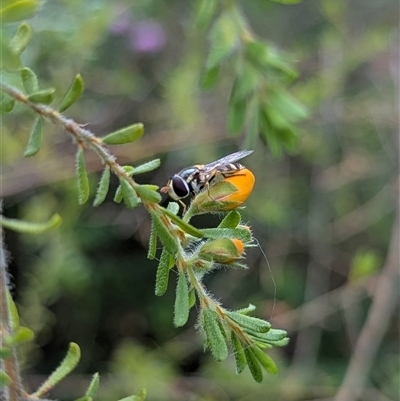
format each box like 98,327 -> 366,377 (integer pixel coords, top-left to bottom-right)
155,249 -> 171,296
161,207 -> 204,238
0,0 -> 40,23
235,303 -> 256,315
244,96 -> 260,150
167,202 -> 180,215
9,22 -> 32,55
31,343 -> 81,398
113,185 -> 123,203
93,166 -> 110,207
195,0 -> 218,30
147,220 -> 157,260
6,289 -> 19,331
206,12 -> 239,69
24,117 -> 43,156
201,227 -> 252,242
132,159 -> 161,175
27,88 -> 55,104
218,210 -> 241,229
120,179 -> 140,208
174,271 -> 189,327
251,346 -> 278,374
135,185 -> 162,203
231,331 -> 247,373
0,93 -> 15,113
84,373 -> 100,398
102,123 -> 144,145
0,371 -> 11,387
202,309 -> 228,361
76,148 -> 90,205
200,65 -> 220,90
268,89 -> 308,122
244,347 -> 263,382
118,388 -> 146,401
226,311 -> 271,333
20,67 -> 39,94
150,210 -> 178,254
122,165 -> 135,176
59,74 -> 84,112
0,34 -> 21,70
1,213 -> 62,234
4,326 -> 34,346
227,96 -> 246,135
0,348 -> 12,359
188,289 -> 196,309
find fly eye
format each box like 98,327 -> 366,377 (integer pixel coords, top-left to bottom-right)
171,176 -> 190,199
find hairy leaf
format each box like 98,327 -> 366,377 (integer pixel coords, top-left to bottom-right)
102,123 -> 144,145
93,166 -> 110,207
244,347 -> 263,382
0,213 -> 62,234
174,271 -> 189,327
59,74 -> 84,112
76,148 -> 90,205
155,249 -> 171,296
24,117 -> 43,156
202,309 -> 228,361
120,179 -> 140,208
132,159 -> 161,175
20,67 -> 38,94
231,331 -> 247,373
150,210 -> 178,254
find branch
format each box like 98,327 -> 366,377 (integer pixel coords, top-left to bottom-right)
333,212 -> 399,401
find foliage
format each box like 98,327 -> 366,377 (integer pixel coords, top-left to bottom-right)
1,0 -> 398,400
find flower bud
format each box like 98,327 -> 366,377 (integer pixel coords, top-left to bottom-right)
199,238 -> 245,264
191,169 -> 255,213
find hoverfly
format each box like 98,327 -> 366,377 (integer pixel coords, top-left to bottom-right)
160,150 -> 254,203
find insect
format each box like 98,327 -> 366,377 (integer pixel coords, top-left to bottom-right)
160,150 -> 254,203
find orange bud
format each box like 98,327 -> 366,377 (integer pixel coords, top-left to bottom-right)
199,238 -> 245,264
192,169 -> 255,213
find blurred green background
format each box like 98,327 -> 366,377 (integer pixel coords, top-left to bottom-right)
2,0 -> 399,400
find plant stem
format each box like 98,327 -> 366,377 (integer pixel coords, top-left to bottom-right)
0,206 -> 24,401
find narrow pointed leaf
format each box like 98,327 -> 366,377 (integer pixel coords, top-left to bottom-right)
27,88 -> 55,104
93,166 -> 110,207
174,271 -> 189,327
231,331 -> 247,373
251,346 -> 278,374
102,123 -> 144,145
244,347 -> 263,382
4,326 -> 34,346
1,213 -> 62,234
188,289 -> 196,309
201,227 -> 251,242
20,67 -> 38,94
218,210 -> 241,229
202,309 -> 228,361
6,289 -> 19,331
235,303 -> 256,315
150,210 -> 178,254
120,179 -> 140,208
0,371 -> 12,387
59,74 -> 84,112
161,207 -> 204,238
118,388 -> 146,401
32,343 -> 81,398
135,185 -> 162,203
226,311 -> 271,333
147,220 -> 157,260
114,185 -> 123,203
132,159 -> 161,175
9,22 -> 32,55
155,249 -> 171,296
84,373 -> 100,398
200,65 -> 220,90
76,148 -> 90,205
24,117 -> 43,156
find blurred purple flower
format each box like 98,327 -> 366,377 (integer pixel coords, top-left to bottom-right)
110,15 -> 166,54
130,20 -> 166,54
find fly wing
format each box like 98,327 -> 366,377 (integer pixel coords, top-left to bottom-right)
202,150 -> 254,173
